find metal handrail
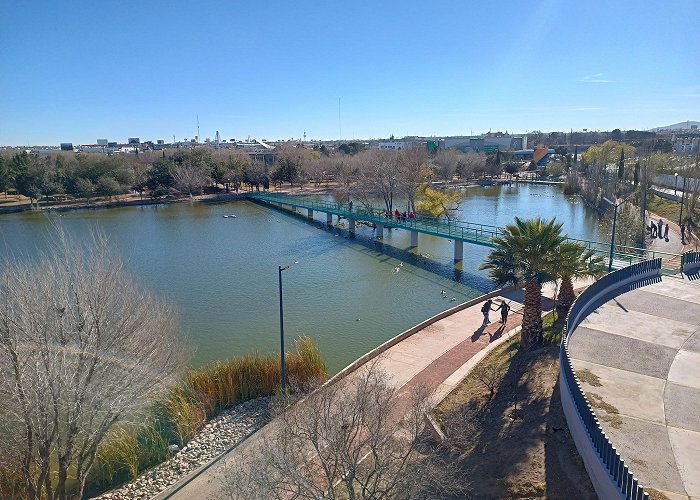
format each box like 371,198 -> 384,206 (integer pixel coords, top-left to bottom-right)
245,192 -> 682,270
561,259 -> 660,500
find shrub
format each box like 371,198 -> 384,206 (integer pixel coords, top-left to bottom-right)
88,336 -> 327,495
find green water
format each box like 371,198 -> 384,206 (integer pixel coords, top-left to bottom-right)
0,184 -> 602,373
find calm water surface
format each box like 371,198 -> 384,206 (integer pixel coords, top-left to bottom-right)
0,184 -> 602,373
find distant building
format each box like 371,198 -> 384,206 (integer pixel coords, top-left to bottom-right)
513,147 -> 555,166
128,138 -> 140,145
672,135 -> 700,154
372,140 -> 413,150
60,143 -> 74,151
442,134 -> 527,152
97,139 -> 108,146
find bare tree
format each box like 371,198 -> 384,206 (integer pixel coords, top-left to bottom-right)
333,155 -> 359,203
173,156 -> 211,197
434,149 -> 462,183
0,232 -> 188,500
219,362 -> 467,499
355,149 -> 401,213
305,155 -> 329,190
397,147 -> 432,213
472,362 -> 506,399
458,152 -> 487,179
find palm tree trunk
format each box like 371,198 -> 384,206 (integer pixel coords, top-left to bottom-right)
521,279 -> 543,348
557,277 -> 576,315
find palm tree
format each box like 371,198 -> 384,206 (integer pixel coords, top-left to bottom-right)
554,242 -> 607,315
480,217 -> 566,348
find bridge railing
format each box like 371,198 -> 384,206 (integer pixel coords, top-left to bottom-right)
560,259 -> 661,500
247,192 -> 503,245
246,192 -> 681,270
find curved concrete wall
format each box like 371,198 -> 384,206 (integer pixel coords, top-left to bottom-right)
560,259 -> 661,500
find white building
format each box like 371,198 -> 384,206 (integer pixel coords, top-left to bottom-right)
672,135 -> 700,154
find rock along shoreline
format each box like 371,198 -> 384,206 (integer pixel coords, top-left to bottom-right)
90,397 -> 272,500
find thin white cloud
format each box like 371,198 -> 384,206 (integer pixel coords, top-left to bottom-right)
578,73 -> 613,84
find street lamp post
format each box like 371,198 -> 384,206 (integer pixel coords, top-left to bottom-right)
278,261 -> 298,395
603,194 -> 635,272
675,172 -> 679,195
679,176 -> 686,228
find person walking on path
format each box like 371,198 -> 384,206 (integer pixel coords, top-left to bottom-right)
658,219 -> 664,239
664,223 -> 669,241
495,300 -> 511,324
650,222 -> 657,238
348,200 -> 353,212
481,298 -> 493,326
681,224 -> 686,244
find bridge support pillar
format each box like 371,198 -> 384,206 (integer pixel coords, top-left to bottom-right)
349,218 -> 356,234
326,212 -> 333,226
376,223 -> 384,239
307,208 -> 314,218
410,231 -> 418,248
454,240 -> 463,263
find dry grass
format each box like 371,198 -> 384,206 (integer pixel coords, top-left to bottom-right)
577,368 -> 603,387
586,393 -> 623,429
434,313 -> 596,499
87,336 -> 327,495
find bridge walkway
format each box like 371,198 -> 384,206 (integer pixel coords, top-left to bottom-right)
245,192 -> 682,271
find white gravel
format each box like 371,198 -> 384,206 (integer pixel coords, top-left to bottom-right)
91,397 -> 272,500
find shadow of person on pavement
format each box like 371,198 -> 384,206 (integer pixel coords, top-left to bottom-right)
489,323 -> 506,342
471,325 -> 486,342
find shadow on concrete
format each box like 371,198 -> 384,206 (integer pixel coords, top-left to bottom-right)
686,271 -> 700,281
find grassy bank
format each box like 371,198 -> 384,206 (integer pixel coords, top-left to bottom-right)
0,336 -> 327,498
647,193 -> 697,230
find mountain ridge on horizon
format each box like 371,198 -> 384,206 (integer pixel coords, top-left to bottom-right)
650,121 -> 699,132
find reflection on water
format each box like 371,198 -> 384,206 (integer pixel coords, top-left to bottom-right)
0,184 -> 601,373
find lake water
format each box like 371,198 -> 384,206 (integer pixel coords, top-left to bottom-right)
0,184 -> 602,373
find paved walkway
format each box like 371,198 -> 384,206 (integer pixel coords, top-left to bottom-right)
156,287 -> 558,499
568,276 -> 700,500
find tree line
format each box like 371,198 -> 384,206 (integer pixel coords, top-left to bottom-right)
0,145 -> 510,208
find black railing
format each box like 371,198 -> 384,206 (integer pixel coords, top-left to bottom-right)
561,258 -> 661,500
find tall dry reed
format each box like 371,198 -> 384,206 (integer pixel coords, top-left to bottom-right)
88,336 -> 327,494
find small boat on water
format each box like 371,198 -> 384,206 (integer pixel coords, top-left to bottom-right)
223,215 -> 229,218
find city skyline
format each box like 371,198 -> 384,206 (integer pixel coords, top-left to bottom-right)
1,0 -> 699,146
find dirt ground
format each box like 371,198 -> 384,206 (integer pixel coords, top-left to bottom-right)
434,320 -> 595,500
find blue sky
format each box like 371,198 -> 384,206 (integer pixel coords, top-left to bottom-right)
1,0 -> 699,146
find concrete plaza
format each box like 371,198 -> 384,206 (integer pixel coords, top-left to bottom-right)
569,276 -> 700,499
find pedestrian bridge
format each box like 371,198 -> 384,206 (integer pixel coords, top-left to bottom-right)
245,192 -> 682,271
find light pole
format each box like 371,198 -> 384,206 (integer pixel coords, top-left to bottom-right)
674,172 -> 679,195
603,193 -> 635,271
278,261 -> 298,395
679,176 -> 686,228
